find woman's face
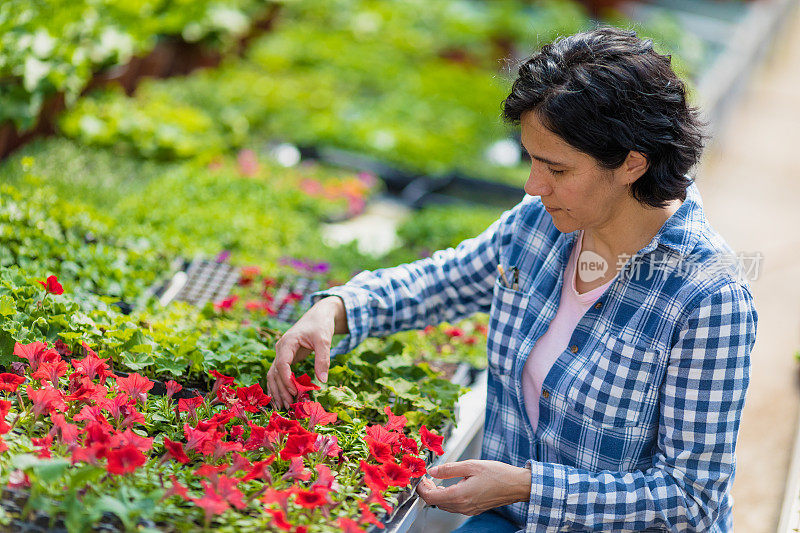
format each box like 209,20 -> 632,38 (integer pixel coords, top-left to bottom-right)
519,110 -> 644,234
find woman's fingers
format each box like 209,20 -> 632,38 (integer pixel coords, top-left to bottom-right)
267,369 -> 289,410
312,335 -> 331,384
428,460 -> 477,479
270,337 -> 299,408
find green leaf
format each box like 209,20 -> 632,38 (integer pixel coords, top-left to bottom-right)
0,295 -> 15,316
121,350 -> 154,371
12,454 -> 70,483
375,376 -> 415,397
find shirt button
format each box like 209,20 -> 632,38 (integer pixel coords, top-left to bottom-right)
570,345 -> 579,353
542,389 -> 550,399
594,301 -> 603,309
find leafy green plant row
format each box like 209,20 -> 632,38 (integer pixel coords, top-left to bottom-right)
57,0 -> 705,184
0,0 -> 279,130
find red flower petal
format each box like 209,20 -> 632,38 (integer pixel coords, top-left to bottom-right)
419,425 -> 444,456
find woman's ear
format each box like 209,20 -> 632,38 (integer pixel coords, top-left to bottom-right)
621,151 -> 649,185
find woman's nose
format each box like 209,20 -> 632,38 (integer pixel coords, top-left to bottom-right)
524,169 -> 552,197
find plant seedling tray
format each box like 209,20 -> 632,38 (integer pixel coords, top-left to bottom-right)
152,258 -> 240,308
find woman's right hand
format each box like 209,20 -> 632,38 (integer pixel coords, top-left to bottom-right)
267,296 -> 348,409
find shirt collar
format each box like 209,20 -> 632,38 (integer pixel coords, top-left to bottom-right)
639,178 -> 704,258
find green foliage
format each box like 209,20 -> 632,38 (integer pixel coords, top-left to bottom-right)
396,203 -> 504,254
58,0 -> 593,179
0,183 -> 168,304
0,0 -> 276,129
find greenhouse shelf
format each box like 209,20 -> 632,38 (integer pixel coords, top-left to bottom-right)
380,370 -> 488,533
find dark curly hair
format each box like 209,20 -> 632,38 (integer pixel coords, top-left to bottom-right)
502,26 -> 707,208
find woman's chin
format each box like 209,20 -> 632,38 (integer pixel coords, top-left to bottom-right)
549,213 -> 576,234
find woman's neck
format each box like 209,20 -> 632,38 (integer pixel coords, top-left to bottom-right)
582,197 -> 683,272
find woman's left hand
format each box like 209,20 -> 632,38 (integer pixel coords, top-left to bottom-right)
416,460 -> 532,516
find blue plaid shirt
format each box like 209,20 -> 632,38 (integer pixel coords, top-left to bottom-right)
311,180 -> 758,532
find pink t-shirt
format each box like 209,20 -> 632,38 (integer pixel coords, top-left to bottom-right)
521,230 -> 616,433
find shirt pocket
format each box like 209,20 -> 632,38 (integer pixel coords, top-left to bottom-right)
487,278 -> 530,381
566,332 -> 660,429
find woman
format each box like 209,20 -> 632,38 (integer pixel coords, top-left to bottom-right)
266,27 -> 758,532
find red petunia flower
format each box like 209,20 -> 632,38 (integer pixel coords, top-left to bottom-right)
14,341 -> 58,372
27,385 -> 66,417
291,401 -> 337,428
382,462 -> 411,487
293,487 -> 328,509
214,475 -> 246,510
281,456 -> 311,482
183,423 -> 215,453
116,373 -> 154,404
241,456 -> 274,483
0,373 -> 25,394
289,373 -> 320,397
227,452 -> 253,476
213,295 -> 238,312
163,438 -> 190,464
74,405 -> 111,427
70,442 -> 108,466
192,481 -> 230,524
262,487 -> 293,512
38,275 -> 63,295
165,380 -> 182,399
316,434 -> 343,460
359,460 -> 388,492
206,439 -> 243,462
338,517 -> 367,533
110,429 -> 153,453
229,424 -> 245,442
312,464 -> 336,491
445,327 -> 464,338
265,508 -> 293,530
105,445 -> 147,475
279,431 -> 318,461
49,413 -> 80,446
401,454 -> 427,477
358,501 -> 384,529
399,435 -> 419,455
419,425 -> 444,456
366,424 -> 400,444
178,395 -> 204,415
234,383 -> 271,412
266,412 -> 305,435
65,375 -> 107,404
367,490 -> 393,514
383,406 -> 407,432
194,463 -> 228,478
71,343 -> 113,382
366,437 -> 395,464
163,475 -> 190,501
31,435 -> 53,458
0,400 -> 12,434
30,359 -> 68,388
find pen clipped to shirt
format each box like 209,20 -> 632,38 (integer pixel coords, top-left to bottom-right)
498,264 -> 520,291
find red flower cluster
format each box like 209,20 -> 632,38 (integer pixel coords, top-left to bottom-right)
1,342 -> 440,532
